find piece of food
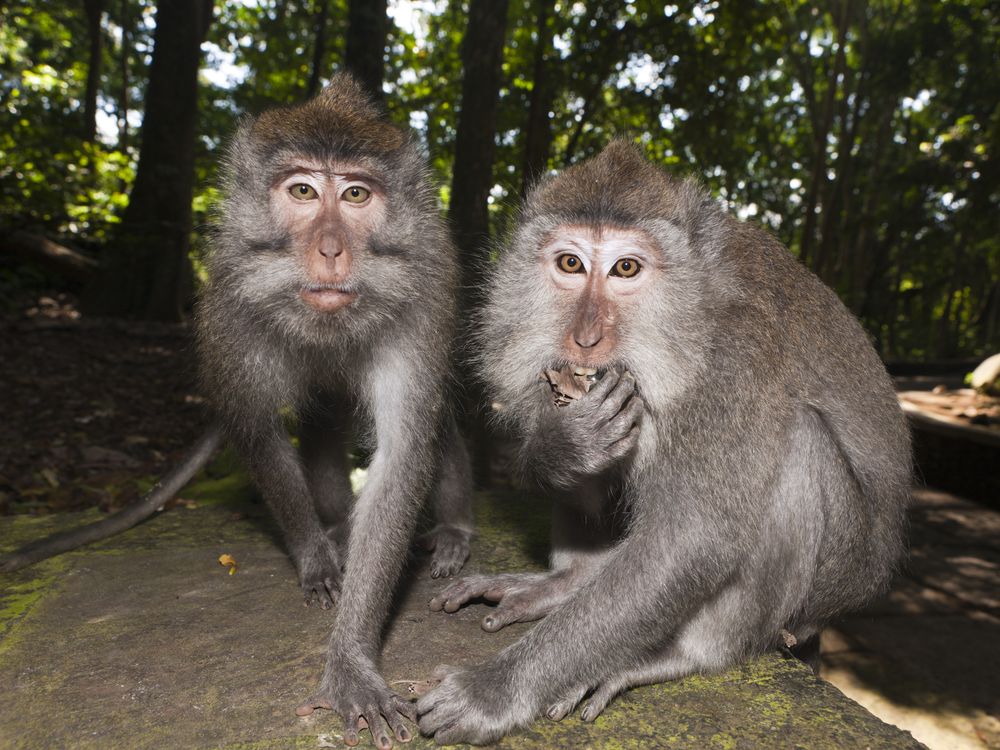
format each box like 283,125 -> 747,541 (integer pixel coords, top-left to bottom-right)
542,366 -> 598,406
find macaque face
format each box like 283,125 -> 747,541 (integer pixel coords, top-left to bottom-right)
271,160 -> 386,313
541,224 -> 661,369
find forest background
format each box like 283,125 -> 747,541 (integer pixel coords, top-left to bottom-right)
1,0 -> 998,360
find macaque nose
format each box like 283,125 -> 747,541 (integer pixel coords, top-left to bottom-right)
319,236 -> 345,258
572,296 -> 605,348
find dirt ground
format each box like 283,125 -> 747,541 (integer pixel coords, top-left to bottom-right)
1,290 -> 997,749
0,291 -> 205,518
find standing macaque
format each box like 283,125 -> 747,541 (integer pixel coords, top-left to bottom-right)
198,75 -> 472,748
417,141 -> 911,745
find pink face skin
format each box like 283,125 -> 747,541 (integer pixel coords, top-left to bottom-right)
272,161 -> 385,313
541,224 -> 661,367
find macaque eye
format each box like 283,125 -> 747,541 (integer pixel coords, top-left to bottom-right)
289,183 -> 318,200
557,254 -> 585,274
610,257 -> 641,278
342,186 -> 371,204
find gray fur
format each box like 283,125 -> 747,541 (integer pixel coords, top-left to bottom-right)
197,73 -> 472,747
418,140 -> 911,744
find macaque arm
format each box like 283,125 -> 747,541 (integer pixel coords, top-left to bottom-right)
300,345 -> 444,744
0,423 -> 223,573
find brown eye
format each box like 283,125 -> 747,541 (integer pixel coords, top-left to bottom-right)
343,186 -> 371,204
289,183 -> 318,200
557,254 -> 584,273
611,257 -> 641,278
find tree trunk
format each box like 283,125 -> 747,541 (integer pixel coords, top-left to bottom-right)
83,0 -> 213,321
797,0 -> 853,270
117,0 -> 130,151
344,0 -> 388,101
305,0 -> 330,98
520,0 -> 554,196
450,0 -> 509,282
82,0 -> 104,142
449,0 -> 509,486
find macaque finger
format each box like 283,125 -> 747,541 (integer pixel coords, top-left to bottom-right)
342,712 -> 362,746
363,704 -> 394,750
379,697 -> 413,743
607,425 -> 641,461
294,695 -> 333,716
604,396 -> 645,444
582,367 -> 621,402
598,370 -> 637,420
390,693 -> 419,723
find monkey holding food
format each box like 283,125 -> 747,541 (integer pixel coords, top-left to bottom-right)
418,140 -> 911,745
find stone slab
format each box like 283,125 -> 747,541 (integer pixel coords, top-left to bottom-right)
0,477 -> 924,749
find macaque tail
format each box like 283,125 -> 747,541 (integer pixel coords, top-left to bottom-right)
0,423 -> 224,573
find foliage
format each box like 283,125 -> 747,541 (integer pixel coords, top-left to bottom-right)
0,0 -> 997,357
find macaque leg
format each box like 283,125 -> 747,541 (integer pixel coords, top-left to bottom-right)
421,414 -> 474,578
430,482 -> 612,631
299,396 -> 355,556
235,422 -> 342,608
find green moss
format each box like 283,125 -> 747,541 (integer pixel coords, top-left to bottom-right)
0,556 -> 66,656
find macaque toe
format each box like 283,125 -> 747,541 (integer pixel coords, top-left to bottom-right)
546,685 -> 588,721
481,605 -> 524,632
580,683 -> 619,722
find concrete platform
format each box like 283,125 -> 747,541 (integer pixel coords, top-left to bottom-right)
0,471 -> 924,749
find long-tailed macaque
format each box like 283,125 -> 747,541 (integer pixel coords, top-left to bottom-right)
197,75 -> 471,748
417,141 -> 911,745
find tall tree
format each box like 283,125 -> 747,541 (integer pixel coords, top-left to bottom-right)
344,0 -> 388,99
520,0 -> 555,196
82,0 -> 104,142
449,0 -> 509,282
305,0 -> 330,98
449,0 -> 509,484
83,0 -> 213,320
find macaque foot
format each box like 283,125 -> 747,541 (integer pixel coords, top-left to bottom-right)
429,570 -> 579,632
417,664 -> 533,745
419,524 -> 472,579
297,654 -> 417,749
294,533 -> 343,609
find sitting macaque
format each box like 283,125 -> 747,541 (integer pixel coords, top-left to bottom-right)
417,140 -> 911,745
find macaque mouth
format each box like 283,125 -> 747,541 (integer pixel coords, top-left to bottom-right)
300,284 -> 359,312
542,365 -> 603,407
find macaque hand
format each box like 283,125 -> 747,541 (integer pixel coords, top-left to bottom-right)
294,532 -> 343,609
297,651 -> 417,749
417,662 -> 536,746
527,368 -> 643,488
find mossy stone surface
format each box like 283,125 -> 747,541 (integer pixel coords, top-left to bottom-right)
0,478 -> 923,749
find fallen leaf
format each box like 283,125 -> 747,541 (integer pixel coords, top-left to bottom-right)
40,468 -> 60,488
218,553 -> 237,575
